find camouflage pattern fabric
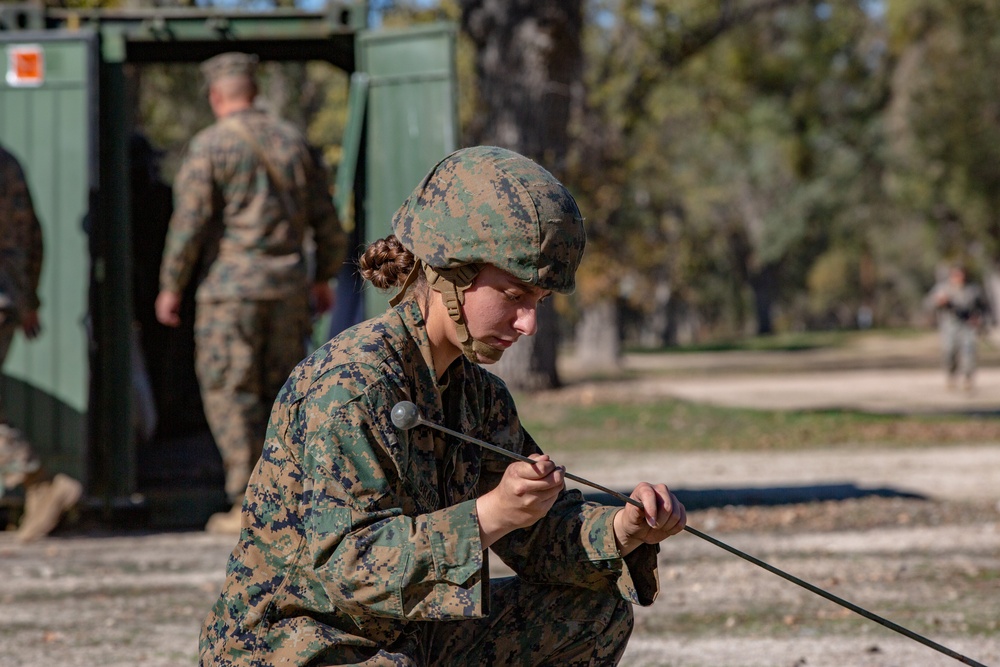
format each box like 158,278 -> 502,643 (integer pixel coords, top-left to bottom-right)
269,577 -> 633,666
160,108 -> 346,503
928,280 -> 989,380
0,420 -> 39,494
0,144 -> 43,322
1,320 -> 40,492
195,295 -> 310,502
0,146 -> 43,494
393,146 -> 585,294
418,576 -> 633,665
200,300 -> 659,666
159,108 -> 346,301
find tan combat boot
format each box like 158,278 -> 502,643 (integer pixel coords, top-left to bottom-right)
16,473 -> 83,543
205,503 -> 243,535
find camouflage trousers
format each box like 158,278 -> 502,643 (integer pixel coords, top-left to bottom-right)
0,319 -> 39,494
309,577 -> 633,666
939,319 -> 978,380
194,296 -> 309,504
0,424 -> 36,494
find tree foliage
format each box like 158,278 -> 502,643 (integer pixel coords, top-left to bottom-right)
885,0 -> 1000,262
452,0 -> 585,389
125,0 -> 1000,351
571,0 -> 899,340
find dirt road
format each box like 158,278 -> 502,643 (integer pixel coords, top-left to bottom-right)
3,333 -> 999,667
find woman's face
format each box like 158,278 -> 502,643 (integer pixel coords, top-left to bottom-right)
432,265 -> 551,366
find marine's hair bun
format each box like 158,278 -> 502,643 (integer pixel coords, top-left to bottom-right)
359,234 -> 415,290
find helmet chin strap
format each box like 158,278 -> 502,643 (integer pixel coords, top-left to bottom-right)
424,264 -> 505,363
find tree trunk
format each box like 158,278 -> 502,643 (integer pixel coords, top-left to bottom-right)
750,266 -> 777,335
460,0 -> 583,391
573,298 -> 621,372
640,281 -> 674,348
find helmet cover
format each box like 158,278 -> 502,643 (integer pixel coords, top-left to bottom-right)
392,145 -> 585,294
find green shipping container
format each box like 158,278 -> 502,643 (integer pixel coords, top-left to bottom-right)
0,4 -> 457,527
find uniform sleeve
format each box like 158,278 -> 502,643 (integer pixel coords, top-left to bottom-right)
975,286 -> 991,319
475,383 -> 661,606
297,379 -> 487,622
159,137 -> 216,294
25,190 -> 43,310
0,153 -> 43,311
484,436 -> 661,606
305,152 -> 347,284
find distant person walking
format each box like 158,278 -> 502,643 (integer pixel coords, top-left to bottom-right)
925,264 -> 990,391
155,52 -> 347,534
0,143 -> 83,542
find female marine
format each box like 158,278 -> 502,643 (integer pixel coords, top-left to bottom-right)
200,146 -> 686,666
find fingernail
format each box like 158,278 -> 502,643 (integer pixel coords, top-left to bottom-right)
646,515 -> 657,528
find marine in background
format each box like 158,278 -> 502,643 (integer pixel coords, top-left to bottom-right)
0,143 -> 83,543
155,52 -> 347,534
925,264 -> 991,392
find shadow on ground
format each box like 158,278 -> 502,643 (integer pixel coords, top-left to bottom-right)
584,483 -> 925,511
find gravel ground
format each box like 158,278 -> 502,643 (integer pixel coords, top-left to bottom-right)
4,492 -> 997,667
3,335 -> 999,667
624,497 -> 1000,667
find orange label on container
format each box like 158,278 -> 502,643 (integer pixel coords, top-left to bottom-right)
6,45 -> 45,87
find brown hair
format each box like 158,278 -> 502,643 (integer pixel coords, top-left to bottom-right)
358,234 -> 416,290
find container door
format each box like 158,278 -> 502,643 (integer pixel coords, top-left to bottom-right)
356,23 -> 458,319
0,31 -> 98,483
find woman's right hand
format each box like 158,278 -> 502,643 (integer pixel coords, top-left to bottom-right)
476,453 -> 564,549
155,290 -> 182,327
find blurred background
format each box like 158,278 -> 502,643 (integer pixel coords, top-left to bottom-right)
5,0 -> 1000,524
128,0 -> 1000,385
2,4 -> 1000,664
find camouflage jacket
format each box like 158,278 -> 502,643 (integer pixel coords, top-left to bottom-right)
200,299 -> 660,666
927,280 -> 990,328
0,145 -> 43,318
159,108 -> 346,301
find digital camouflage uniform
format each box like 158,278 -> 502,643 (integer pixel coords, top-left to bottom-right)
201,147 -> 661,665
160,61 -> 347,503
0,144 -> 44,492
926,274 -> 990,385
200,300 -> 659,666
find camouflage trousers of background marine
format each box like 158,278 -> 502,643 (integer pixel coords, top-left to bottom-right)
0,424 -> 37,495
939,318 -> 978,382
194,296 -> 309,504
298,577 -> 633,666
0,319 -> 40,495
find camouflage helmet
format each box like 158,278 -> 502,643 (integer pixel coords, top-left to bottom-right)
389,146 -> 585,364
392,145 -> 586,294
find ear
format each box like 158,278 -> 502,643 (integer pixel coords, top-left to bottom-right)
208,85 -> 222,112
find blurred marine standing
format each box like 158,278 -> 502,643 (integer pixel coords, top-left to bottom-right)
0,143 -> 83,542
155,52 -> 347,533
925,264 -> 990,392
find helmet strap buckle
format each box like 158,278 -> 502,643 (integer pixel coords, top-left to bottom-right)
424,264 -> 479,332
423,264 -> 503,362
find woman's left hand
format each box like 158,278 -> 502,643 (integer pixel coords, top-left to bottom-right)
612,482 -> 687,556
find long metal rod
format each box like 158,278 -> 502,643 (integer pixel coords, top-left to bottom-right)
409,414 -> 642,507
681,525 -> 986,666
394,403 -> 988,667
